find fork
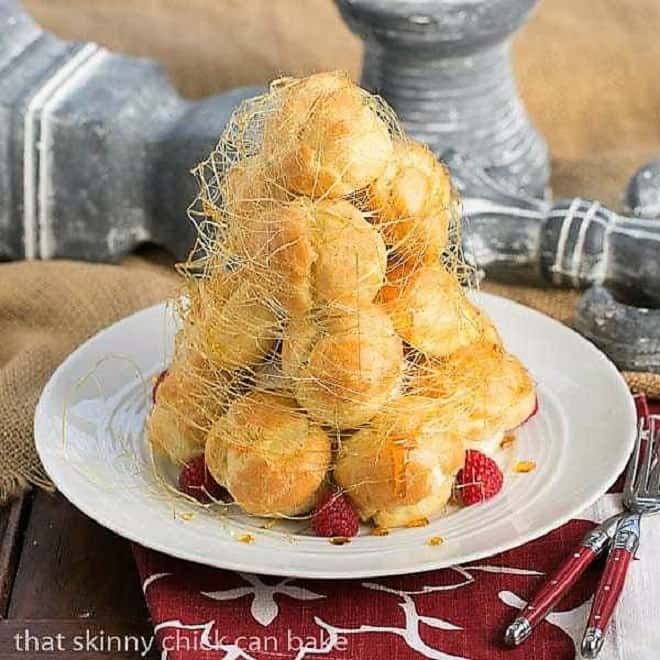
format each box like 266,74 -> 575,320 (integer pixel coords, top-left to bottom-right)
504,420 -> 646,648
581,416 -> 660,657
504,416 -> 657,649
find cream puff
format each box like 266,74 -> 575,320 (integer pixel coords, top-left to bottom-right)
147,338 -> 232,464
264,72 -> 393,198
222,157 -> 289,220
282,303 -> 404,429
205,391 -> 332,517
412,338 -> 536,443
334,396 -> 465,527
310,199 -> 386,306
230,201 -> 316,316
367,140 -> 454,263
186,266 -> 239,322
196,274 -> 280,371
378,262 -> 483,357
230,198 -> 386,314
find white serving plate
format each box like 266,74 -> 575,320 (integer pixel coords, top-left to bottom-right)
34,293 -> 636,578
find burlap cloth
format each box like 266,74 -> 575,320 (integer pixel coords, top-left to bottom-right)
2,0 -> 659,504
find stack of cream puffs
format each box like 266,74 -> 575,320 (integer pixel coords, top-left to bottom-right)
146,71 -> 537,529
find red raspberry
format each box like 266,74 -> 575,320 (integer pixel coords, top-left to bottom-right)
152,369 -> 169,404
178,455 -> 225,503
312,490 -> 359,538
456,449 -> 504,505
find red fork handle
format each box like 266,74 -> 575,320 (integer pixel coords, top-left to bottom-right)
504,544 -> 598,646
581,514 -> 640,658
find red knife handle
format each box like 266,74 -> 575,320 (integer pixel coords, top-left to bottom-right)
523,545 -> 597,625
582,514 -> 640,658
586,547 -> 633,631
504,542 -> 600,646
504,517 -> 619,648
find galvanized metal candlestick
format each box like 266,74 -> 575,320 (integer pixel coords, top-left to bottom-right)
335,0 -> 550,197
0,0 -> 259,262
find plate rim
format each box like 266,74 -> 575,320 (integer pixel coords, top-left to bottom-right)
34,292 -> 637,578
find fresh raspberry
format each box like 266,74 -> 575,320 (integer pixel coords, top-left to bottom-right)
178,455 -> 225,503
312,490 -> 359,538
152,369 -> 169,404
456,449 -> 504,505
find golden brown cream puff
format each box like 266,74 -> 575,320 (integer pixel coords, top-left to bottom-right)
264,72 -> 393,198
310,199 -> 386,306
222,157 -> 289,220
186,267 -> 239,322
193,273 -> 280,371
229,201 -> 316,316
334,396 -> 465,527
367,140 -> 454,262
147,339 -> 232,465
378,262 -> 483,357
412,338 -> 536,443
282,303 -> 404,429
205,391 -> 332,517
229,198 -> 386,314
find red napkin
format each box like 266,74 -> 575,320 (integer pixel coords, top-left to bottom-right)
132,395 -> 655,660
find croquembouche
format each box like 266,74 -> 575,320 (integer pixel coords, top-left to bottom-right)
147,72 -> 537,535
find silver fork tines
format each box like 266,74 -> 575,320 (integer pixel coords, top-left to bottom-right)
627,417 -> 660,512
622,418 -> 644,501
581,416 -> 660,659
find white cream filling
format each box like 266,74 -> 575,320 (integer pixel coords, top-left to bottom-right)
430,464 -> 449,490
373,464 -> 451,526
465,430 -> 505,460
412,448 -> 449,490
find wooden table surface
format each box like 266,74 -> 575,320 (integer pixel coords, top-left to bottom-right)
0,491 -> 158,659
